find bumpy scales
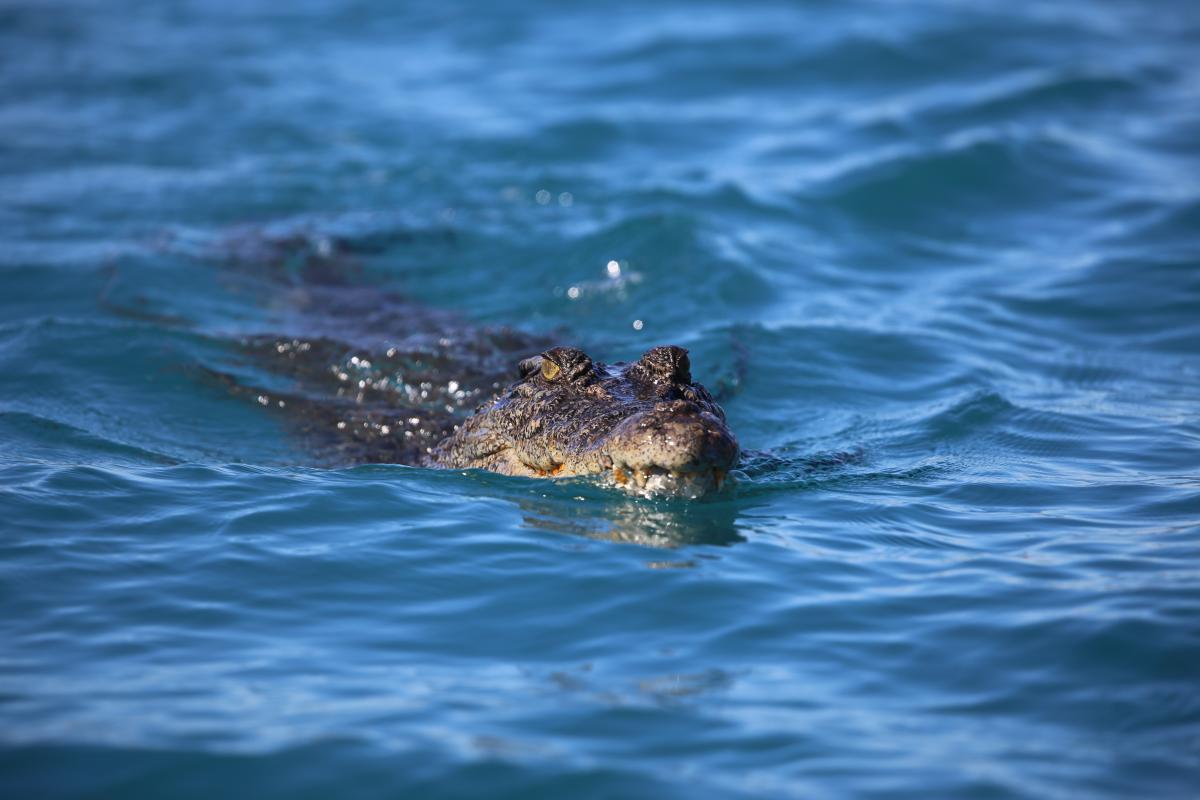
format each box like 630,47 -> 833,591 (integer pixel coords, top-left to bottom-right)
429,346 -> 739,499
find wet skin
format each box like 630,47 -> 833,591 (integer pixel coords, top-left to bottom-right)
429,345 -> 740,499
182,228 -> 740,499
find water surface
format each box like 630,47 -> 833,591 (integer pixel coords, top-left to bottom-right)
2,1 -> 1199,797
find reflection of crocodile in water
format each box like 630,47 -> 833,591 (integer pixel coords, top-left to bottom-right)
186,225 -> 741,499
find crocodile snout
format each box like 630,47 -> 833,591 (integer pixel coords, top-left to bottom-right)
604,401 -> 739,498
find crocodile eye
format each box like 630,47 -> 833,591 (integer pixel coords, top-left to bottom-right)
539,346 -> 593,383
637,345 -> 692,384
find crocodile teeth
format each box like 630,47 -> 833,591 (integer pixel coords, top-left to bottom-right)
608,463 -> 730,499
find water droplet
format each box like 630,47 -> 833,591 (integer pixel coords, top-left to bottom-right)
535,189 -> 551,205
632,319 -> 644,330
606,260 -> 621,279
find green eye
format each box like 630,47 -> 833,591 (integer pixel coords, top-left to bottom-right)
541,360 -> 561,381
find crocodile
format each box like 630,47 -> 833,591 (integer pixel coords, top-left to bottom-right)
225,331 -> 739,499
190,227 -> 741,499
430,344 -> 739,499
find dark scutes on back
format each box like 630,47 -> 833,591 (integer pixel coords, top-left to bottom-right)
219,295 -> 551,468
197,224 -> 738,497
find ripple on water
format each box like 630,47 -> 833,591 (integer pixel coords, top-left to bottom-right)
808,129 -> 1124,235
3,0 -> 1200,798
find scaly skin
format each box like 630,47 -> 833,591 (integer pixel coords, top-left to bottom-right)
428,345 -> 739,499
189,226 -> 739,498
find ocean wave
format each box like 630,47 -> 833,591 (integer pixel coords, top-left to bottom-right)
806,128 -> 1121,230
4,0 -> 1200,796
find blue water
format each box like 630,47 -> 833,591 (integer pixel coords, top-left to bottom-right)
3,1 -> 1200,797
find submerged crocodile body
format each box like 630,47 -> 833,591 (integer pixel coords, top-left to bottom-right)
230,329 -> 739,499
198,227 -> 740,499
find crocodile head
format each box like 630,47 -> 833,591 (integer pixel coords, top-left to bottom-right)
428,345 -> 739,499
